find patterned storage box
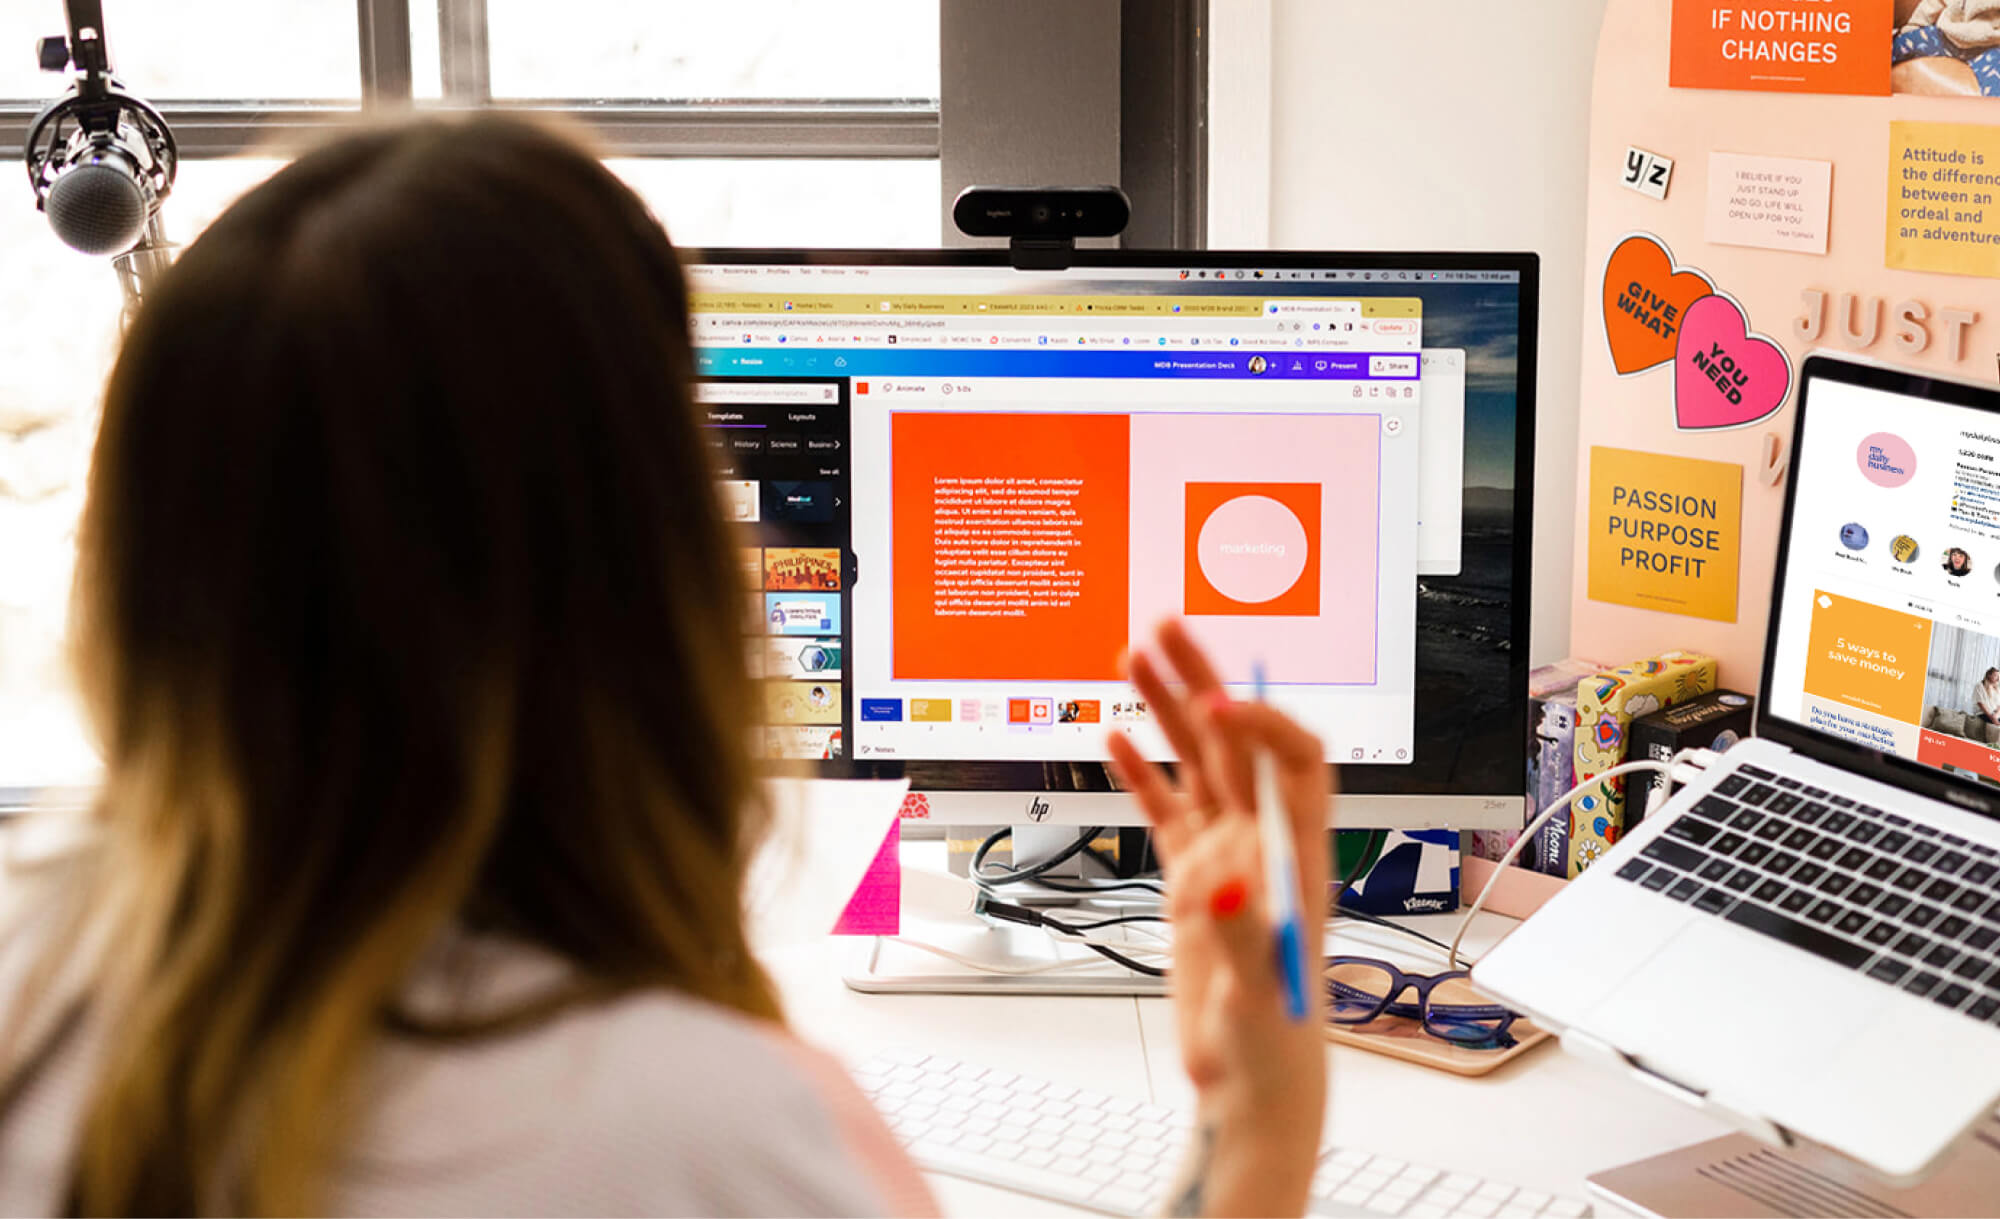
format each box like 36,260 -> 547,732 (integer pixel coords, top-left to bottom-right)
1568,651 -> 1717,876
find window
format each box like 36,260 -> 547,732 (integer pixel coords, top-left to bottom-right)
0,0 -> 1200,784
0,157 -> 285,784
612,159 -> 940,249
0,2 -> 363,101
485,1 -> 939,101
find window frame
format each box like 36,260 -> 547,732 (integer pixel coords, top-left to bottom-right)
0,0 -> 1202,244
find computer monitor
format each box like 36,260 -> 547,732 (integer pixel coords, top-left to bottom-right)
689,251 -> 1537,830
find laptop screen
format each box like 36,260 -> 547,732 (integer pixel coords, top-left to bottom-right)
1767,362 -> 2000,795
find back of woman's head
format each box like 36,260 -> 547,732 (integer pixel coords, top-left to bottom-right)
24,114 -> 769,1213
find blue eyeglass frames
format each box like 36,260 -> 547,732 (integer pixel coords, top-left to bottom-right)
1323,956 -> 1521,1048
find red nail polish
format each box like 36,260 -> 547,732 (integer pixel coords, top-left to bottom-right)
1210,878 -> 1249,919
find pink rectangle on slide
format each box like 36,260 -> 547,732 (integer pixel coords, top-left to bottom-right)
832,818 -> 901,936
1128,413 -> 1381,684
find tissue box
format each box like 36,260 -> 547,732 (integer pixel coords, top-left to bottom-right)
1470,659 -> 1602,872
1527,689 -> 1583,877
1336,829 -> 1460,916
1526,659 -> 1606,876
1626,689 -> 1756,827
1569,651 -> 1718,876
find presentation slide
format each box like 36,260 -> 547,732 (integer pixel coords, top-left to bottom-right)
847,376 -> 1421,763
889,411 -> 1382,688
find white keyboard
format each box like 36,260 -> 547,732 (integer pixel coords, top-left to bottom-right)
857,1051 -> 1591,1218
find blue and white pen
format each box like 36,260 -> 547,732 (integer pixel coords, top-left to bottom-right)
1252,661 -> 1310,1023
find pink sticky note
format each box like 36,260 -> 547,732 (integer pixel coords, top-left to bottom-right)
831,817 -> 901,936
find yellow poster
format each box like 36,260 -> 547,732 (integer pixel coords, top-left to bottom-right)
1887,121 -> 2000,280
1587,447 -> 1742,623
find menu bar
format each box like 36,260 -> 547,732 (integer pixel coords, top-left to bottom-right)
691,265 -> 1519,286
690,293 -> 1423,318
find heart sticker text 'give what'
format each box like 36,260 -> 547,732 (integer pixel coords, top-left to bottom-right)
1602,233 -> 1713,376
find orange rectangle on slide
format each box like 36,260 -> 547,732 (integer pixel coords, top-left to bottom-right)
892,412 -> 1132,681
1802,590 -> 1931,723
1669,0 -> 1890,97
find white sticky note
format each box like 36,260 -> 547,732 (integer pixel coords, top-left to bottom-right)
1621,147 -> 1674,201
1705,152 -> 1833,255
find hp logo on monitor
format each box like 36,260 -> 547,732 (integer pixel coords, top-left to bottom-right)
1027,796 -> 1052,822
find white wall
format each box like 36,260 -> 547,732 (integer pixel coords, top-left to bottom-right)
1210,0 -> 1609,665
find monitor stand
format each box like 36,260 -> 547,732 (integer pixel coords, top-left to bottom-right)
1586,1120 -> 2000,1218
842,887 -> 1169,997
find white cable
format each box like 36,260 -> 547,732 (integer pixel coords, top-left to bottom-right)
884,937 -> 1138,976
1448,754 -> 1689,970
1331,921 -> 1457,964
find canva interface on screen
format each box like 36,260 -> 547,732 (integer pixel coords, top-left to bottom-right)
1769,379 -> 2000,788
691,270 -> 1442,764
699,379 -> 853,764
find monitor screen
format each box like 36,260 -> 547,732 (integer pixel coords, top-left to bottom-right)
687,252 -> 1536,825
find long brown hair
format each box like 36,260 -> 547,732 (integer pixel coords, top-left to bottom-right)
1,114 -> 773,1214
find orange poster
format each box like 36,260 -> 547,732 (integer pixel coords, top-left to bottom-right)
1670,0 -> 1891,96
891,412 -> 1131,681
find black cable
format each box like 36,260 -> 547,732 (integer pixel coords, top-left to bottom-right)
1026,875 -> 1166,896
1040,914 -> 1168,977
971,826 -> 1165,896
976,893 -> 1168,977
970,825 -> 1100,887
1057,912 -> 1169,932
1331,910 -> 1476,965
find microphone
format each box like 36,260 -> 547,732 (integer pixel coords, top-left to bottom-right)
25,0 -> 177,258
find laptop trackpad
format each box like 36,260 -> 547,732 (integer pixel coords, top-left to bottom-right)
1581,919 -> 1881,1091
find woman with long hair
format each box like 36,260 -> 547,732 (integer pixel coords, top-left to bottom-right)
0,115 -> 1327,1216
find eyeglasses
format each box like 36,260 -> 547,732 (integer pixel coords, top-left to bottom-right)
1324,956 -> 1520,1049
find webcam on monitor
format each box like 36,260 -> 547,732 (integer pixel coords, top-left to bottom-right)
951,185 -> 1131,270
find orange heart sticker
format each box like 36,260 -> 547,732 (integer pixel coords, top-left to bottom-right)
1601,234 -> 1714,376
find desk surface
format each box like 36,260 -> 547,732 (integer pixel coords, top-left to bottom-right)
760,844 -> 1733,1217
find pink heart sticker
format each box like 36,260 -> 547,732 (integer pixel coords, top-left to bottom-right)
1673,294 -> 1792,431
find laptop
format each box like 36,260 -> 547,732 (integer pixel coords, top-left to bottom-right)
1475,355 -> 2000,1186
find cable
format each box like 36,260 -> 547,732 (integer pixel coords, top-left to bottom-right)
1332,909 -> 1470,964
1021,876 -> 1167,896
1328,920 -> 1463,965
1040,917 -> 1168,977
971,826 -> 1166,897
970,825 -> 1098,887
1059,913 -> 1170,932
976,891 -> 1169,977
1447,755 -> 1680,969
1043,926 -> 1172,965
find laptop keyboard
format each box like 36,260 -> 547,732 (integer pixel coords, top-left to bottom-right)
1614,763 -> 2000,1026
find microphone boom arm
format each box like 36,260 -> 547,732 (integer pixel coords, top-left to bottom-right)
63,0 -> 111,99
29,0 -> 179,323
